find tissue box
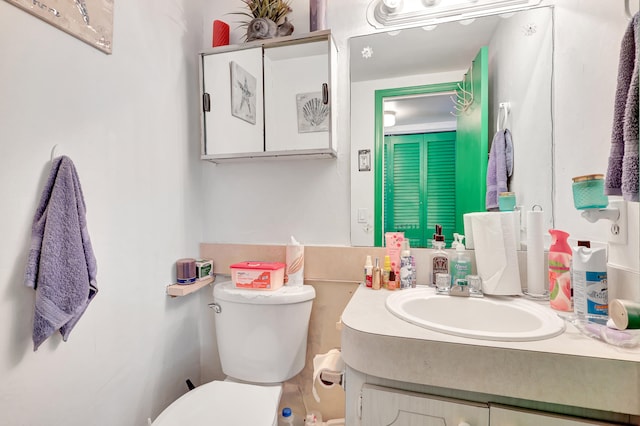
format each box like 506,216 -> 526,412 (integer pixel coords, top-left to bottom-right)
230,261 -> 286,290
196,259 -> 213,280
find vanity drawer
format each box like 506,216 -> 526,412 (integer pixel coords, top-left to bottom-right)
361,384 -> 489,426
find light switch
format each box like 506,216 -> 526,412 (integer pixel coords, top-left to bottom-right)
357,208 -> 368,223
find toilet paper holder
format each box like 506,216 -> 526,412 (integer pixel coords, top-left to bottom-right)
319,370 -> 343,386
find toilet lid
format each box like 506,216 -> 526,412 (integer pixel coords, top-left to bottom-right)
152,381 -> 281,426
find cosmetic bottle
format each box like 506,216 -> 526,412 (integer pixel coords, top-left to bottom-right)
450,233 -> 471,285
431,225 -> 449,286
388,269 -> 397,290
372,257 -> 381,290
400,240 -> 413,289
382,255 -> 391,289
364,255 -> 373,288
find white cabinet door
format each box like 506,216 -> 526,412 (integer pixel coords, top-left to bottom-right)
263,38 -> 334,153
361,384 -> 489,426
489,405 -> 625,425
201,47 -> 264,156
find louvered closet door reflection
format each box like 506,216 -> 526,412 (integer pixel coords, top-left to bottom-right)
384,132 -> 456,248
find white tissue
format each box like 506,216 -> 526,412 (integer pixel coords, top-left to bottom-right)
526,210 -> 545,296
466,212 -> 522,295
463,214 -> 475,249
312,349 -> 344,403
286,236 -> 304,286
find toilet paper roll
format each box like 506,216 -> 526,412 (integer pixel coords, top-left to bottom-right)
312,349 -> 344,403
286,236 -> 304,286
465,212 -> 522,295
526,210 -> 546,296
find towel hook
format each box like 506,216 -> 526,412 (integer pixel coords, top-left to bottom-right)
497,102 -> 510,131
50,144 -> 59,162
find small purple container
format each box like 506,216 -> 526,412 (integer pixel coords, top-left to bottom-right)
176,258 -> 196,284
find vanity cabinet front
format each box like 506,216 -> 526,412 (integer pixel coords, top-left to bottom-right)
199,31 -> 337,162
361,384 -> 489,426
356,383 -> 627,426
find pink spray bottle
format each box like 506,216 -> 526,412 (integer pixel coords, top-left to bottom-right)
548,229 -> 572,311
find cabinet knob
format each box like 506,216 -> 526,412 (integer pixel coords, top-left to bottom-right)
322,83 -> 329,105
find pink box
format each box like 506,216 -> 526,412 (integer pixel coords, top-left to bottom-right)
230,261 -> 286,290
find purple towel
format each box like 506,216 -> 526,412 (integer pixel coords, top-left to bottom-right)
486,129 -> 513,210
606,13 -> 639,201
24,156 -> 98,351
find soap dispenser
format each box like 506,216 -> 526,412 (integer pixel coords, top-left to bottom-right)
431,225 -> 449,286
450,233 -> 471,285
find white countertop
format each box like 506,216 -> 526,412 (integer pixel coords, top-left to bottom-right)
341,285 -> 640,416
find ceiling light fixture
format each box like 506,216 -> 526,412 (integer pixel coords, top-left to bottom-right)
382,0 -> 403,12
384,111 -> 396,127
368,0 -> 541,29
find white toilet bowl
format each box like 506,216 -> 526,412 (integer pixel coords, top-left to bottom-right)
152,380 -> 282,426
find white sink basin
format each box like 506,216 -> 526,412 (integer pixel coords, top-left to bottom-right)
386,287 -> 565,341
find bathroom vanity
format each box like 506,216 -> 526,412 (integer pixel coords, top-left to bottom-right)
341,286 -> 640,425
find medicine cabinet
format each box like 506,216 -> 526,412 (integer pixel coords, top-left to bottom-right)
199,31 -> 337,162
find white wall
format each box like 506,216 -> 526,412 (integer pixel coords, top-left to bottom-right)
489,7 -> 554,234
552,1 -> 639,269
0,1 -> 206,424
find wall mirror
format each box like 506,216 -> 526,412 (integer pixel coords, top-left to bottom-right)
349,6 -> 554,247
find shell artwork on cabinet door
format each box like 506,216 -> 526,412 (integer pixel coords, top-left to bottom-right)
5,0 -> 114,54
296,92 -> 329,133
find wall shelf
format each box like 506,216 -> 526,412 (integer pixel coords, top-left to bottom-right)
166,276 -> 214,297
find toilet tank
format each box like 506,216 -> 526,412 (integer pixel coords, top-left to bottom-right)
212,281 -> 316,383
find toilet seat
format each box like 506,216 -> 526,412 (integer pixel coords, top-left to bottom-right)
152,380 -> 282,426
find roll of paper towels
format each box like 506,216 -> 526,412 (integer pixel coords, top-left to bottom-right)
526,209 -> 546,296
465,212 -> 522,295
312,349 -> 344,402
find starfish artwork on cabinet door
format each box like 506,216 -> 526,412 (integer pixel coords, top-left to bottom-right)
230,61 -> 257,125
4,0 -> 114,54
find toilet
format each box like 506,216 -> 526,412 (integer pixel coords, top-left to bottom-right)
152,280 -> 316,426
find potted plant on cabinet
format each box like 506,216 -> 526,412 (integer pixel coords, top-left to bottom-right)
237,0 -> 294,41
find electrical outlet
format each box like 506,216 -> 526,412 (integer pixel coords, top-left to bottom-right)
608,199 -> 627,245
